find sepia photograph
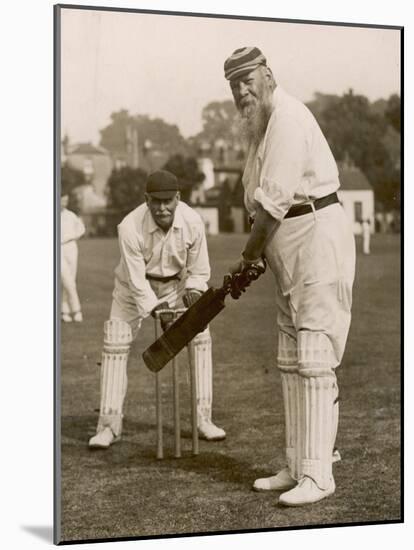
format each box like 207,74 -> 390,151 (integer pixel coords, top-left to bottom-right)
55,3 -> 402,545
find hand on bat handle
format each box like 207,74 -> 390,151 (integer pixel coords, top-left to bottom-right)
226,258 -> 266,300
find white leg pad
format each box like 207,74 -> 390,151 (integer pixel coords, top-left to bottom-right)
192,327 -> 213,424
277,331 -> 301,480
96,319 -> 132,437
298,331 -> 338,490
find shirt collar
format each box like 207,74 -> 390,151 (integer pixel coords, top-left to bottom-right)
172,204 -> 184,229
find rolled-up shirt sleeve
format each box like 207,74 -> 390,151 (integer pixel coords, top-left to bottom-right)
185,224 -> 210,292
118,226 -> 158,318
254,115 -> 307,221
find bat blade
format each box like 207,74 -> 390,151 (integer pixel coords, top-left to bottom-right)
143,288 -> 225,372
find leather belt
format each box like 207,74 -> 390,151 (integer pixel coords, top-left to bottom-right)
284,192 -> 339,219
146,273 -> 181,283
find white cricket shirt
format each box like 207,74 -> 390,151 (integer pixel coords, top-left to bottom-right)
242,86 -> 340,221
113,201 -> 210,318
61,208 -> 85,245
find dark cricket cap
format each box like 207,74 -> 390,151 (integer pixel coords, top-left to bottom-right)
224,46 -> 267,81
146,170 -> 179,199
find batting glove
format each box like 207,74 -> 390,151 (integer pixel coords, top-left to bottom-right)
183,289 -> 203,308
227,254 -> 265,276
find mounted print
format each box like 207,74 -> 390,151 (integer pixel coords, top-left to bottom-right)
55,3 -> 403,544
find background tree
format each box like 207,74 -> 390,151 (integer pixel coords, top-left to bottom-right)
384,94 -> 401,133
100,110 -> 190,161
163,155 -> 204,203
307,90 -> 400,210
190,100 -> 243,156
107,166 -> 147,212
199,100 -> 238,143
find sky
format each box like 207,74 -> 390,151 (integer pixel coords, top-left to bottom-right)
60,7 -> 401,145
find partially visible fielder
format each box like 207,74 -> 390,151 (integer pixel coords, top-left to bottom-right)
361,218 -> 371,255
89,170 -> 226,448
61,192 -> 85,323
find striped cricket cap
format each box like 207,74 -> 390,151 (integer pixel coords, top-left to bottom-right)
224,47 -> 267,80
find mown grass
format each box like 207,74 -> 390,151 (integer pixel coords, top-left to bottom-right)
59,233 -> 401,542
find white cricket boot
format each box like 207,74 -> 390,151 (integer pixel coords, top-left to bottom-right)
279,475 -> 336,506
253,468 -> 297,492
192,328 -> 226,441
73,311 -> 83,322
252,446 -> 341,493
62,313 -> 72,323
89,426 -> 120,449
198,419 -> 226,441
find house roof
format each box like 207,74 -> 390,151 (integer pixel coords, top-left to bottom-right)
70,143 -> 107,156
338,164 -> 372,191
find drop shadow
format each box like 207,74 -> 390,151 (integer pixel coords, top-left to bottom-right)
21,525 -> 53,543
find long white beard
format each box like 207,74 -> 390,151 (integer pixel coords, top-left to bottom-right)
236,99 -> 273,150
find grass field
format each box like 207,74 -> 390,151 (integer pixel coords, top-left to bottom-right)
59,233 -> 401,542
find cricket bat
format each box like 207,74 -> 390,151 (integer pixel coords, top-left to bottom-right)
142,265 -> 265,372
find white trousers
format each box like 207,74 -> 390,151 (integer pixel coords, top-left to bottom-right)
266,203 -> 355,360
61,241 -> 81,314
267,203 -> 355,488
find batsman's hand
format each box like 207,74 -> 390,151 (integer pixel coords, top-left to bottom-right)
151,302 -> 174,332
183,289 -> 203,308
227,257 -> 266,299
227,254 -> 266,277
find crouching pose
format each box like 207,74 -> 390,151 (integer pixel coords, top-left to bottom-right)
224,47 -> 355,505
89,170 -> 225,448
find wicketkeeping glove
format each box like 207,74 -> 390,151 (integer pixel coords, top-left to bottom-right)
151,301 -> 175,332
183,289 -> 204,308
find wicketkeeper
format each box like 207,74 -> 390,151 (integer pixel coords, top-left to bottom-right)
224,47 -> 356,505
89,170 -> 226,448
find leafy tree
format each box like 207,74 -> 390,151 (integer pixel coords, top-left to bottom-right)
61,164 -> 85,194
99,110 -> 132,157
107,166 -> 147,212
308,90 -> 400,210
200,101 -> 238,142
306,92 -> 341,122
191,100 -> 242,153
100,110 -> 190,161
384,94 -> 401,133
135,115 -> 190,156
163,155 -> 204,203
